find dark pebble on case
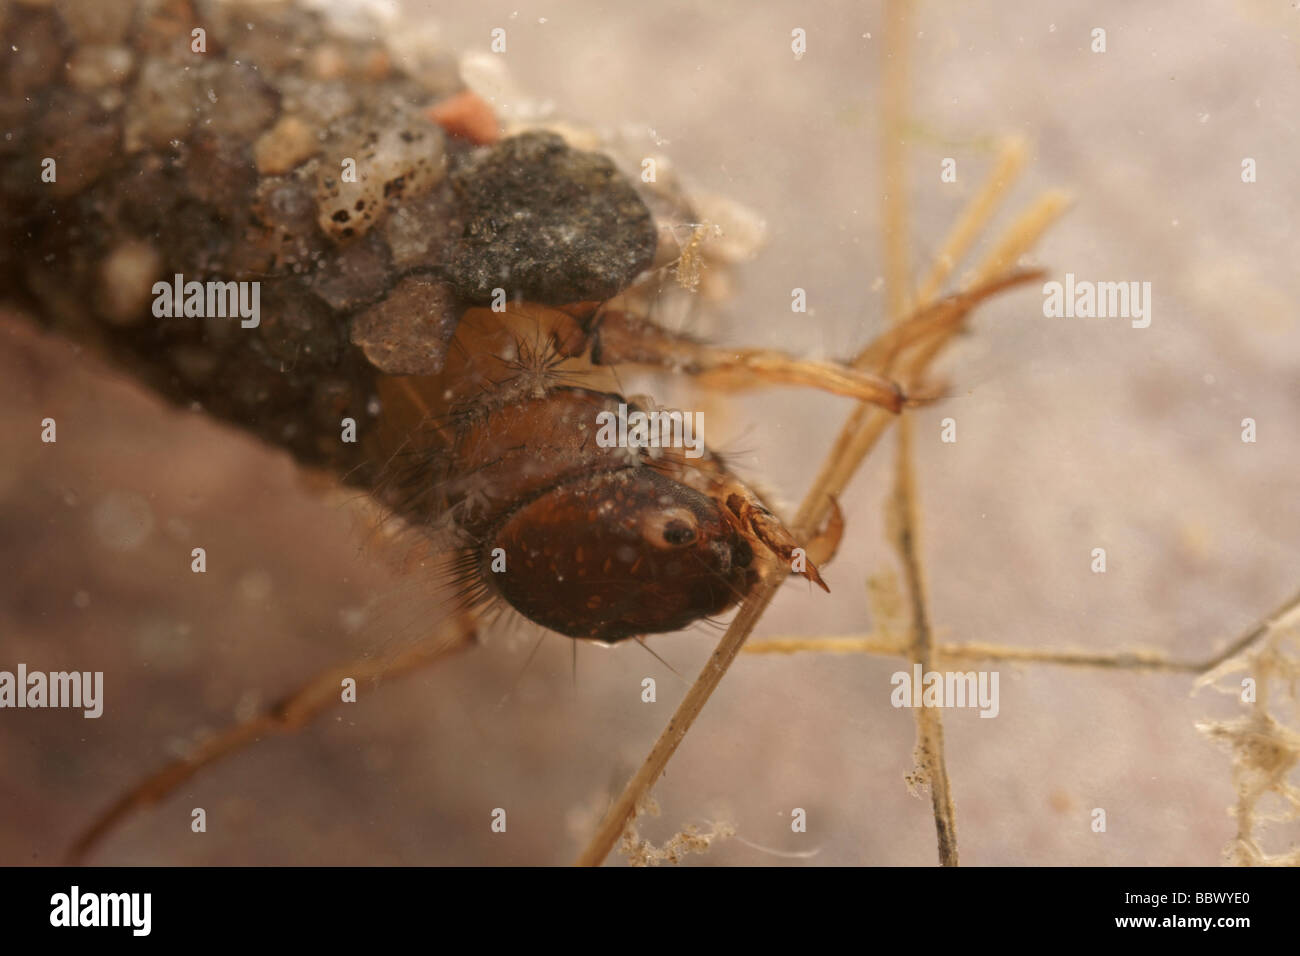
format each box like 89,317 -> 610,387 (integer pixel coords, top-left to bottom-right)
446,131 -> 657,305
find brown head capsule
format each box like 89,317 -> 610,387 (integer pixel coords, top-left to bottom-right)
414,381 -> 824,645
487,467 -> 758,642
363,303 -> 828,647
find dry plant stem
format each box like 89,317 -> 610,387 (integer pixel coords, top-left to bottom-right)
880,0 -> 913,324
745,638 -> 1198,671
1200,590 -> 1300,864
572,559 -> 785,866
796,191 -> 1071,541
783,194 -> 1066,868
914,138 -> 1027,304
858,269 -> 1045,372
742,591 -> 1300,868
744,586 -> 1300,675
1194,586 -> 1300,674
892,416 -> 959,865
573,241 -> 1056,869
743,636 -> 905,656
857,136 -> 1029,373
575,191 -> 1066,870
573,200 -> 1067,867
575,17 -> 1068,863
68,613 -> 477,863
877,0 -> 959,867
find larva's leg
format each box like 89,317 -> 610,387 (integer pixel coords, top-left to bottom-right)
591,309 -> 906,412
589,270 -> 1043,411
780,495 -> 844,587
67,613 -> 476,863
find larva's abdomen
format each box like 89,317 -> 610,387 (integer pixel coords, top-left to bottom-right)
0,1 -> 801,646
0,0 -> 658,492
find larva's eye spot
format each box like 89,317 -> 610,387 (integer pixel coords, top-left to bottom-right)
640,508 -> 698,548
662,519 -> 696,546
487,470 -> 758,642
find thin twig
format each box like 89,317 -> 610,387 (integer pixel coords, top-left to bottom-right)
742,586 -> 1300,675
573,22 -> 1070,868
743,636 -> 906,656
574,224 -> 1063,866
572,558 -> 785,866
745,637 -> 1187,671
570,263 -> 1046,866
573,208 -> 1067,867
880,0 -> 913,325
574,148 -> 1066,865
67,612 -> 476,863
892,416 -> 963,863
878,0 -> 960,867
1194,586 -> 1300,674
792,191 -> 1071,539
914,137 -> 1028,305
892,416 -> 959,864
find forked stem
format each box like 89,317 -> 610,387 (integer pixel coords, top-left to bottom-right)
740,585 -> 1300,676
573,196 -> 1068,866
878,0 -> 961,867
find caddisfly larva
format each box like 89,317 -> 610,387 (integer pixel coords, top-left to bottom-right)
0,0 -> 1035,862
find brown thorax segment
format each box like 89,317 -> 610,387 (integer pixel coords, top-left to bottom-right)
367,302 -> 825,595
